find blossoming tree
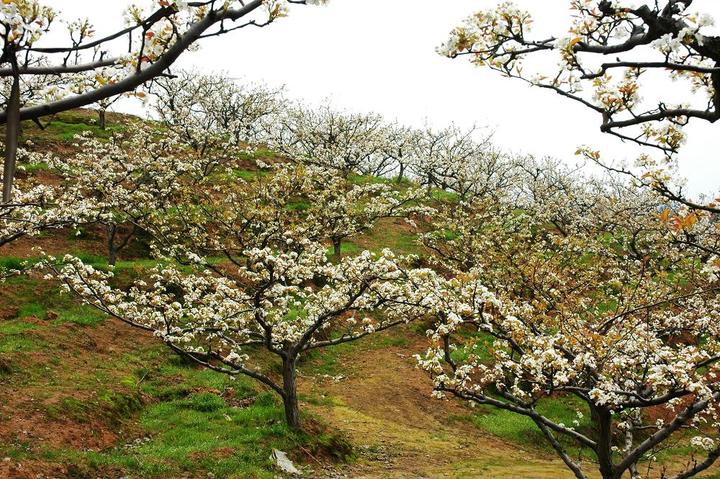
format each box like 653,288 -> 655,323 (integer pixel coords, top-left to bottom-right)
378,123 -> 419,183
405,124 -> 516,201
301,170 -> 428,260
417,167 -> 720,479
440,1 -> 719,158
46,163 -> 433,429
266,102 -> 387,177
152,70 -> 284,159
44,126 -> 202,265
0,0 -> 326,201
0,148 -> 101,278
0,175 -> 94,249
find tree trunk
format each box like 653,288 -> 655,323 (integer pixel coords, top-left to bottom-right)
281,355 -> 300,430
396,163 -> 405,183
107,224 -> 118,266
427,173 -> 436,189
2,60 -> 21,203
98,109 -> 106,130
592,405 -> 619,479
332,237 -> 342,261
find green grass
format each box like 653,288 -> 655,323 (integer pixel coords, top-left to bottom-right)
53,304 -> 107,327
0,320 -> 38,335
430,188 -> 460,202
3,269 -> 107,320
383,230 -> 421,256
348,174 -> 390,186
359,223 -> 422,256
45,397 -> 93,423
347,173 -> 414,188
471,407 -> 545,445
0,307 -> 330,477
303,342 -> 355,377
468,396 -> 591,454
326,240 -> 362,259
45,389 -> 144,426
17,301 -> 47,320
43,119 -> 125,142
236,147 -> 276,163
12,109 -> 129,150
287,199 -> 312,211
1,271 -> 108,327
303,329 -> 411,376
141,355 -> 242,398
0,336 -> 43,353
0,256 -> 30,271
79,392 -> 299,478
252,147 -> 276,161
67,252 -> 217,275
18,161 -> 50,173
32,351 -> 350,478
0,441 -> 34,461
232,168 -> 267,181
228,153 -> 274,181
0,320 -> 43,353
450,331 -> 496,364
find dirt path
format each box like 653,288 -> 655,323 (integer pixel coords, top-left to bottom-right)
301,334 -> 585,479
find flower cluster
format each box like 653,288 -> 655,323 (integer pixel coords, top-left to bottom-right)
0,0 -> 54,48
0,148 -> 99,255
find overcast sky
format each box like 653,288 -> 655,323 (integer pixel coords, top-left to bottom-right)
48,1 -> 720,197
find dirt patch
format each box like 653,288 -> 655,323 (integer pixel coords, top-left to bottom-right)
0,405 -> 120,451
0,307 -> 19,321
188,446 -> 236,462
0,319 -> 156,454
0,460 -> 125,479
300,331 -> 585,478
0,227 -> 106,259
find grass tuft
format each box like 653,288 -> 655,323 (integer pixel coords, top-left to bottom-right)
18,302 -> 47,320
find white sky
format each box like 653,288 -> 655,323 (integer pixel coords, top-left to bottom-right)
47,1 -> 720,197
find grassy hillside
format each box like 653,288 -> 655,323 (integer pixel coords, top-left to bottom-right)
1,111 -> 717,479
